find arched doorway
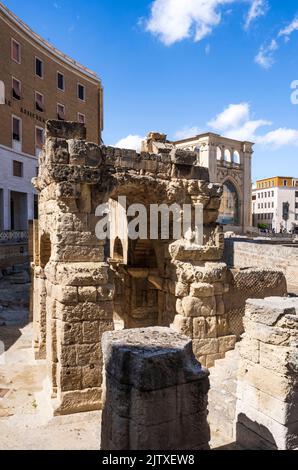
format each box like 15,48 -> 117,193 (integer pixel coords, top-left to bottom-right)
218,180 -> 240,225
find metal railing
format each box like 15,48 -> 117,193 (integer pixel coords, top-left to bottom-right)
0,230 -> 29,243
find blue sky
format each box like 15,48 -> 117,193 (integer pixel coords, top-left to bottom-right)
3,0 -> 298,180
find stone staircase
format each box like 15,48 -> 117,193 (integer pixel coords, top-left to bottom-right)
208,342 -> 240,442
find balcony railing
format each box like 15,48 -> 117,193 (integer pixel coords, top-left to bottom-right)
0,230 -> 29,243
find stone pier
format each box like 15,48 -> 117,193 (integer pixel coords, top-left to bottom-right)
101,327 -> 210,450
236,297 -> 298,450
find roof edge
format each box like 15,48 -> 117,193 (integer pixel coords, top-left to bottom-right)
0,2 -> 101,83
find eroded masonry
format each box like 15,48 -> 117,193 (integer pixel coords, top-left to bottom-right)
31,121 -> 287,417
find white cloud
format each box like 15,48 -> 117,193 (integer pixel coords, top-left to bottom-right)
207,102 -> 297,147
174,126 -> 202,140
258,128 -> 298,147
145,0 -> 237,46
255,39 -> 278,69
225,119 -> 271,141
245,0 -> 268,30
208,103 -> 250,131
115,135 -> 144,151
279,16 -> 298,41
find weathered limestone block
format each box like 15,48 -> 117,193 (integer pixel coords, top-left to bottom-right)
245,297 -> 296,326
236,297 -> 298,450
190,282 -> 214,298
52,262 -> 109,286
101,327 -> 210,450
45,138 -> 70,165
45,120 -> 86,140
78,286 -> 97,303
68,139 -> 88,165
192,317 -> 217,339
181,295 -> 216,317
172,314 -> 193,336
55,301 -> 113,322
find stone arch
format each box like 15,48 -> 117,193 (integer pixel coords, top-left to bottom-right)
218,178 -> 241,226
0,80 -> 5,104
112,237 -> 124,262
216,146 -> 222,160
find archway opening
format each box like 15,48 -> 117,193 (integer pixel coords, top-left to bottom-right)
112,237 -> 124,262
233,150 -> 240,164
224,149 -> 232,162
218,180 -> 240,225
216,147 -> 222,160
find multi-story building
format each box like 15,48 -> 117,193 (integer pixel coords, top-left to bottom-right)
0,2 -> 103,231
173,133 -> 254,233
252,177 -> 298,232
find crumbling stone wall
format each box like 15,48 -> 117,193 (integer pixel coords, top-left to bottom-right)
236,297 -> 298,450
101,327 -> 210,450
31,120 -> 287,415
224,268 -> 287,338
225,238 -> 298,295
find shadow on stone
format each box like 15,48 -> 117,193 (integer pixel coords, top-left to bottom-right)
236,413 -> 278,450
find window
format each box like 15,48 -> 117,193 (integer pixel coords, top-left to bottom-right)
12,116 -> 21,142
264,192 -> 267,198
35,92 -> 44,112
11,39 -> 21,63
57,103 -> 65,120
13,160 -> 23,177
12,77 -> 21,100
35,57 -> 44,78
296,214 -> 298,221
35,127 -> 44,151
258,203 -> 260,209
77,83 -> 85,101
12,116 -> 22,152
57,72 -> 64,91
284,180 -> 287,186
272,191 -> 274,197
296,203 -> 298,209
78,113 -> 85,124
296,191 -> 298,198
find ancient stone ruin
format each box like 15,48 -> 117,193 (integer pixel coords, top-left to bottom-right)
101,327 -> 210,450
236,297 -> 298,450
30,121 -> 297,450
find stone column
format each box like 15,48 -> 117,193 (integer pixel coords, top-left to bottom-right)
242,143 -> 253,232
32,121 -> 115,415
101,327 -> 210,450
3,188 -> 10,230
236,297 -> 298,450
